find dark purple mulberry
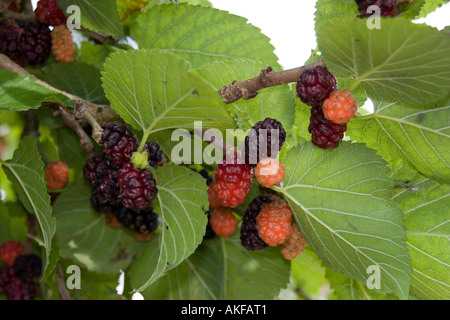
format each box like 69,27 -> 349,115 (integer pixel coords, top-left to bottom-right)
0,26 -> 23,62
0,265 -> 16,293
308,105 -> 347,149
243,118 -> 286,166
240,195 -> 273,250
83,154 -> 104,185
114,205 -> 159,234
101,124 -> 139,166
13,254 -> 42,281
0,265 -> 36,300
18,21 -> 52,65
144,141 -> 163,168
6,277 -> 36,300
355,0 -> 400,18
296,65 -> 337,107
90,178 -> 121,214
117,162 -> 157,211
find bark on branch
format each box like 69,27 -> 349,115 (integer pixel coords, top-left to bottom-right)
0,53 -> 122,154
218,60 -> 326,104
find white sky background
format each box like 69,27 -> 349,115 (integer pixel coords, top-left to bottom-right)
209,0 -> 450,70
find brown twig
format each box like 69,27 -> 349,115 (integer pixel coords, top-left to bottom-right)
191,129 -> 237,155
0,53 -> 121,156
57,263 -> 73,300
79,27 -> 118,45
54,106 -> 97,158
0,53 -> 120,126
218,60 -> 326,104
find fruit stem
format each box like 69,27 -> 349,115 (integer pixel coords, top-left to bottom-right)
138,128 -> 152,153
218,60 -> 326,104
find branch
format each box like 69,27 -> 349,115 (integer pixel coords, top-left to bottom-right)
218,60 -> 326,104
1,9 -> 35,21
0,53 -> 122,154
79,27 -> 118,45
22,0 -> 34,15
191,129 -> 237,155
0,53 -> 120,126
57,263 -> 73,300
54,106 -> 97,158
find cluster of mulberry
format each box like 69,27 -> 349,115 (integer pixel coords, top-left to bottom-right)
0,241 -> 42,300
200,117 -> 306,260
0,0 -> 75,66
83,124 -> 163,241
296,65 -> 357,149
203,117 -> 288,239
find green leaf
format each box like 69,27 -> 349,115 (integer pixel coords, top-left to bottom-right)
195,59 -> 295,130
0,70 -> 75,111
57,0 -> 124,37
56,128 -> 87,168
52,182 -> 146,274
0,136 -> 56,276
35,62 -> 109,105
290,246 -> 332,300
77,42 -> 112,70
277,142 -> 412,299
326,267 -> 399,300
347,100 -> 450,184
130,234 -> 290,299
130,165 -> 209,292
317,18 -> 450,105
130,3 -> 279,68
390,164 -> 450,300
101,49 -> 235,136
315,0 -> 358,33
404,182 -> 450,300
0,202 -> 28,245
58,260 -> 122,300
402,0 -> 450,19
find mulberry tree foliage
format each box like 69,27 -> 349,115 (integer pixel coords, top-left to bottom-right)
0,0 -> 449,300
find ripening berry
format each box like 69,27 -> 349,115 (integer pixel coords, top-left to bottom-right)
34,0 -> 67,26
51,24 -> 76,63
214,153 -> 253,208
240,195 -> 272,251
207,181 -> 222,209
256,200 -> 293,246
209,207 -> 237,238
254,158 -> 285,188
322,90 -> 358,124
0,241 -> 24,266
45,161 -> 69,190
280,221 -> 308,260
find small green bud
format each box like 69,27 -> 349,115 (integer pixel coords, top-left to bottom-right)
131,151 -> 148,169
